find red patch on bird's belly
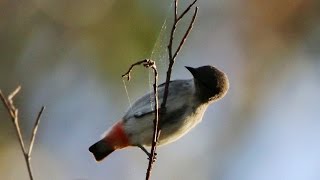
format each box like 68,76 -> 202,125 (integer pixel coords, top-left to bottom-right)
103,121 -> 130,149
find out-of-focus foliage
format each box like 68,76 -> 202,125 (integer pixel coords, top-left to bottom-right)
1,0 -> 320,179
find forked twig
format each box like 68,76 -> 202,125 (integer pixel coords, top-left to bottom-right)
161,0 -> 198,110
122,59 -> 160,180
146,0 -> 197,179
0,87 -> 45,180
122,0 -> 198,179
122,59 -> 155,80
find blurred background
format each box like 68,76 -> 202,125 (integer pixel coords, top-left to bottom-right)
1,0 -> 320,179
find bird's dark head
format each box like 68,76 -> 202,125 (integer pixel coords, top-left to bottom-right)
186,65 -> 229,102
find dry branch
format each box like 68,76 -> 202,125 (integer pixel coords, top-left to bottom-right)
161,0 -> 198,110
122,59 -> 159,180
122,0 -> 198,179
0,86 -> 45,180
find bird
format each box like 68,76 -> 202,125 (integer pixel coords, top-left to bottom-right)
89,65 -> 229,161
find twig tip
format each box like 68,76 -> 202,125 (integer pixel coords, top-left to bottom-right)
8,86 -> 22,101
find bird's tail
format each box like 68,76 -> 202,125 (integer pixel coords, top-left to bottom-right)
89,121 -> 129,161
89,140 -> 115,161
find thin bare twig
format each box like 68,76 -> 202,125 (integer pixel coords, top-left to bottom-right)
144,64 -> 159,180
122,59 -> 155,80
122,59 -> 160,180
8,85 -> 21,104
122,1 -> 198,179
0,87 -> 27,154
28,106 -> 46,158
174,0 -> 178,20
146,0 -> 197,179
173,7 -> 198,60
176,0 -> 197,22
0,87 -> 45,180
161,0 -> 198,110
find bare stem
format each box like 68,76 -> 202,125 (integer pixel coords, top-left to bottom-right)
173,7 -> 198,60
161,0 -> 198,110
0,87 -> 46,180
122,59 -> 155,80
28,106 -> 46,157
122,0 -> 198,179
176,0 -> 197,22
145,64 -> 159,180
8,86 -> 21,104
122,60 -> 159,180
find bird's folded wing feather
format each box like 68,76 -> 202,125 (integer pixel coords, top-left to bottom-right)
123,80 -> 192,124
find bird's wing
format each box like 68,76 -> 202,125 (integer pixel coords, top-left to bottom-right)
123,79 -> 193,121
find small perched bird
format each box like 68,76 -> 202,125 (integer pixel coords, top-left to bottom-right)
89,65 -> 229,161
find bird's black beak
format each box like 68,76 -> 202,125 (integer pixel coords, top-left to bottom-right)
185,66 -> 198,78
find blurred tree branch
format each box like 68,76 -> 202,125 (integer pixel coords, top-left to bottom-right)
0,86 -> 45,180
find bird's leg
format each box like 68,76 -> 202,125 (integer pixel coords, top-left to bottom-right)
137,144 -> 157,162
137,144 -> 150,156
